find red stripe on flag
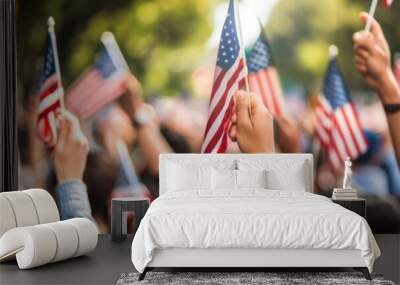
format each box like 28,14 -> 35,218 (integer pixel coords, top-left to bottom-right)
341,106 -> 362,155
209,69 -> 227,103
37,100 -> 61,119
264,69 -> 281,116
39,82 -> 59,101
204,96 -> 235,153
203,59 -> 244,136
350,103 -> 368,151
216,98 -> 235,153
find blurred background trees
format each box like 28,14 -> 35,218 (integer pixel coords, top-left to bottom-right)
17,0 -> 215,101
17,0 -> 400,104
267,0 -> 400,93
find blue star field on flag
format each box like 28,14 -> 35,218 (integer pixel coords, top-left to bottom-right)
323,58 -> 352,110
216,0 -> 240,70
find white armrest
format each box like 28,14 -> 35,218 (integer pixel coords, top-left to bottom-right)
0,218 -> 98,269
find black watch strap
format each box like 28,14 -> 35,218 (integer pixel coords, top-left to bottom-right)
383,103 -> 400,114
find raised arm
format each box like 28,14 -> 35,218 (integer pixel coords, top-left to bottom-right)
353,12 -> 400,163
53,111 -> 94,222
120,74 -> 173,175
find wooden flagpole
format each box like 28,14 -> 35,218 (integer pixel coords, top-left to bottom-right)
234,0 -> 252,117
364,0 -> 378,33
47,17 -> 65,112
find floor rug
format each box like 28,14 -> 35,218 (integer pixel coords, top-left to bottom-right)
117,271 -> 395,285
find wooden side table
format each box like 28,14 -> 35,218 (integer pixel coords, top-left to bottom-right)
111,197 -> 149,242
331,198 -> 366,218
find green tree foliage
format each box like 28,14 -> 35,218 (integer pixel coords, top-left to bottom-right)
17,0 -> 215,101
266,0 -> 400,93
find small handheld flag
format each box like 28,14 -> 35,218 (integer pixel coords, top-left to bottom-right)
66,32 -> 129,119
36,17 -> 65,149
201,0 -> 247,153
247,31 -> 285,117
314,46 -> 367,170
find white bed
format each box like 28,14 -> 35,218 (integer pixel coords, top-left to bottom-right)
131,154 -> 380,280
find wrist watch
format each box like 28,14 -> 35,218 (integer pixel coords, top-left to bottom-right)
383,103 -> 400,114
132,109 -> 152,128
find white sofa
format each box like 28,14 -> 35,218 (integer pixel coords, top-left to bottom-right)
0,189 -> 98,269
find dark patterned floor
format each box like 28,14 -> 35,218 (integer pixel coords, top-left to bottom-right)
117,271 -> 396,285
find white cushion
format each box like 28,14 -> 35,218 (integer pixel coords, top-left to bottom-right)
65,218 -> 98,257
212,168 -> 237,190
24,189 -> 60,224
167,162 -> 211,191
267,167 -> 306,191
0,196 -> 16,237
236,169 -> 268,189
0,190 -> 60,238
0,218 -> 98,269
42,221 -> 78,262
238,159 -> 307,191
0,191 -> 39,227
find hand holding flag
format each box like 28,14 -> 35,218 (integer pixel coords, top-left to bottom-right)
229,91 -> 274,153
53,111 -> 89,183
353,12 -> 396,99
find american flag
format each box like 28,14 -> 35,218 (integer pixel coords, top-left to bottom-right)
36,32 -> 64,148
66,33 -> 128,119
247,32 -> 285,116
201,0 -> 246,153
315,56 -> 367,170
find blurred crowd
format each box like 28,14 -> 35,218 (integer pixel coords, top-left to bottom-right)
17,13 -> 400,234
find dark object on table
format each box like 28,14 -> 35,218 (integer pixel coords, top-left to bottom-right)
332,198 -> 366,219
111,197 -> 149,242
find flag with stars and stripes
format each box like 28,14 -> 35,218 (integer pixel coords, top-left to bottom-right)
36,32 -> 64,148
247,32 -> 285,117
201,0 -> 246,153
66,33 -> 129,119
314,56 -> 367,170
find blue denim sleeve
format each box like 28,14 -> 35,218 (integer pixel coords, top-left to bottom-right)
55,179 -> 95,223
